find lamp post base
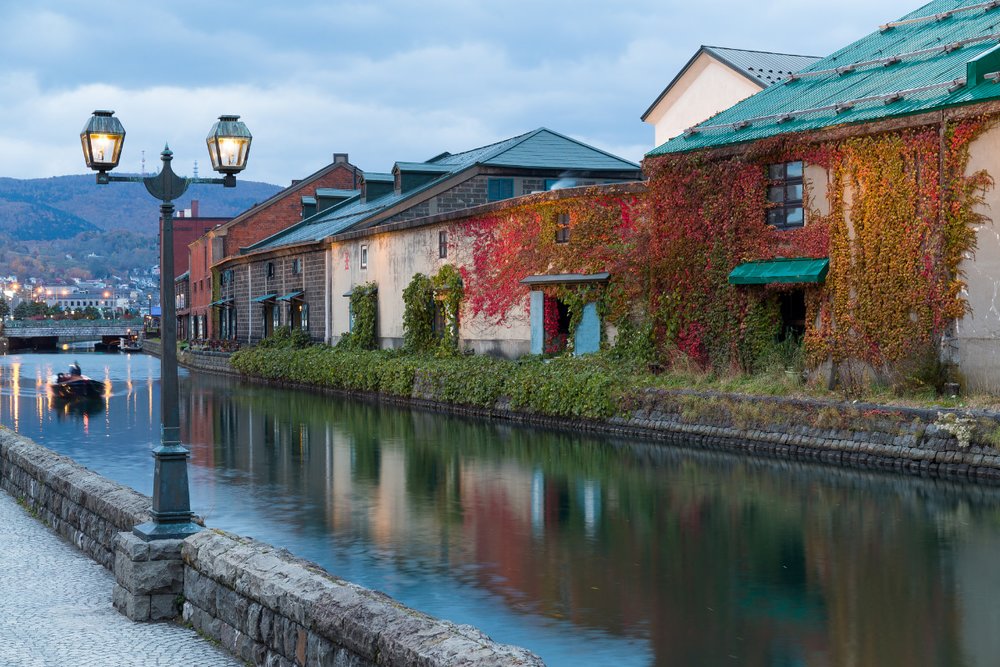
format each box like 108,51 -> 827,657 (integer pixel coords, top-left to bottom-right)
132,520 -> 202,542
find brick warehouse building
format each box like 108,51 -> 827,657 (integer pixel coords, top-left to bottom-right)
182,154 -> 360,341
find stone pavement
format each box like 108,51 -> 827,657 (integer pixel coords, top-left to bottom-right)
0,489 -> 241,667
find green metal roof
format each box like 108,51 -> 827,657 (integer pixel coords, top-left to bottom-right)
728,258 -> 829,285
276,291 -> 303,301
314,188 -> 357,197
244,128 -> 642,253
252,293 -> 277,302
649,0 -> 1000,156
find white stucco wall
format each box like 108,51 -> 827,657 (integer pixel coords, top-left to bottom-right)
329,222 -> 531,358
957,124 -> 1000,391
645,53 -> 763,148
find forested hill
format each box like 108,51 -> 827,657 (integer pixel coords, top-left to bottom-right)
0,174 -> 282,281
0,174 -> 282,240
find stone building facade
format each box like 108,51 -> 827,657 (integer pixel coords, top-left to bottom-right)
186,154 -> 359,341
215,129 -> 643,350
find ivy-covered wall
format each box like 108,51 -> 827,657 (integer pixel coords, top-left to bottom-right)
456,118 -> 994,389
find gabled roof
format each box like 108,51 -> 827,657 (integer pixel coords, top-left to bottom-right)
205,157 -> 357,235
641,46 -> 819,121
245,128 -> 640,253
649,0 -> 1000,156
705,46 -> 821,87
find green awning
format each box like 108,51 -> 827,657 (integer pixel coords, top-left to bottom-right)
209,297 -> 233,308
728,258 -> 829,285
252,293 -> 277,303
277,291 -> 304,302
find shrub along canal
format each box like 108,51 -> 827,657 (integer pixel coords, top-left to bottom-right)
3,351 -> 1000,666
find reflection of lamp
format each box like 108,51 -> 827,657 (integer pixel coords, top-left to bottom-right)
80,109 -> 253,543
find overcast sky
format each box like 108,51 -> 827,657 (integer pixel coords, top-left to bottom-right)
1,0 -> 923,186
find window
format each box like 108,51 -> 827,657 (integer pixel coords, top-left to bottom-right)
555,213 -> 570,244
301,302 -> 309,331
360,245 -> 368,270
487,177 -> 514,202
439,230 -> 448,259
292,258 -> 302,275
766,161 -> 804,229
266,262 -> 275,279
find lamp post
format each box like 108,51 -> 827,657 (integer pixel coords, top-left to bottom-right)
81,110 -> 252,541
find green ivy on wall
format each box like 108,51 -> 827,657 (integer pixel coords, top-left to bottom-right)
338,281 -> 378,351
432,264 -> 464,356
402,273 -> 435,353
401,265 -> 465,356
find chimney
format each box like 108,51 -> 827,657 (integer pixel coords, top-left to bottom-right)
333,153 -> 349,164
191,200 -> 199,217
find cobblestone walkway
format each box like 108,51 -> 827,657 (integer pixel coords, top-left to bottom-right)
0,490 -> 240,667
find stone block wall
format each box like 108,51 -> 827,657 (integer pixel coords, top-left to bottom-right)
182,529 -> 543,667
1,424 -> 544,664
0,428 -> 150,569
178,349 -> 233,375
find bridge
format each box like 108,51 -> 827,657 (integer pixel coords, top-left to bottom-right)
0,319 -> 145,351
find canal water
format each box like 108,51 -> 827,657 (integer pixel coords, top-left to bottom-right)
3,351 -> 1000,665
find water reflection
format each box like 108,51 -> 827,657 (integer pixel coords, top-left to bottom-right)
3,352 -> 1000,665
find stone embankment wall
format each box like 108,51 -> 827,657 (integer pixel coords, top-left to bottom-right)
610,391 -> 1000,483
230,360 -> 1000,484
0,426 -> 543,665
142,342 -> 234,375
166,345 -> 1000,482
0,428 -> 150,569
183,530 -> 541,666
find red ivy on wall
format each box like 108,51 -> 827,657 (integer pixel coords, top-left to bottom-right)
454,118 -> 992,378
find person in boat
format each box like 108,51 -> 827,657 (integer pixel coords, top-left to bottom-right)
57,362 -> 83,383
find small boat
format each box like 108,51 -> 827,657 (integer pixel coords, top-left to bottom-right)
50,362 -> 105,398
120,330 -> 142,353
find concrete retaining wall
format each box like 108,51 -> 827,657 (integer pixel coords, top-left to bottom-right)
0,428 -> 150,569
0,426 -> 543,665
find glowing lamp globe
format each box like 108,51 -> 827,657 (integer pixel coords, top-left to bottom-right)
80,110 -> 125,172
206,115 -> 252,175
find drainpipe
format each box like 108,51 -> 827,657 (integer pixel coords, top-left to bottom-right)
247,264 -> 252,343
324,245 -> 332,344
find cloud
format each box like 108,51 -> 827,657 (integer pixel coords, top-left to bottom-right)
1,0 -> 921,184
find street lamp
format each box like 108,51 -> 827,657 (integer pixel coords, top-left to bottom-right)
80,110 -> 252,541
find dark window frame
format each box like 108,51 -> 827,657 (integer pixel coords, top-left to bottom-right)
766,161 -> 804,230
555,213 -> 570,244
439,230 -> 448,258
487,177 -> 514,202
360,245 -> 368,270
265,262 -> 275,279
